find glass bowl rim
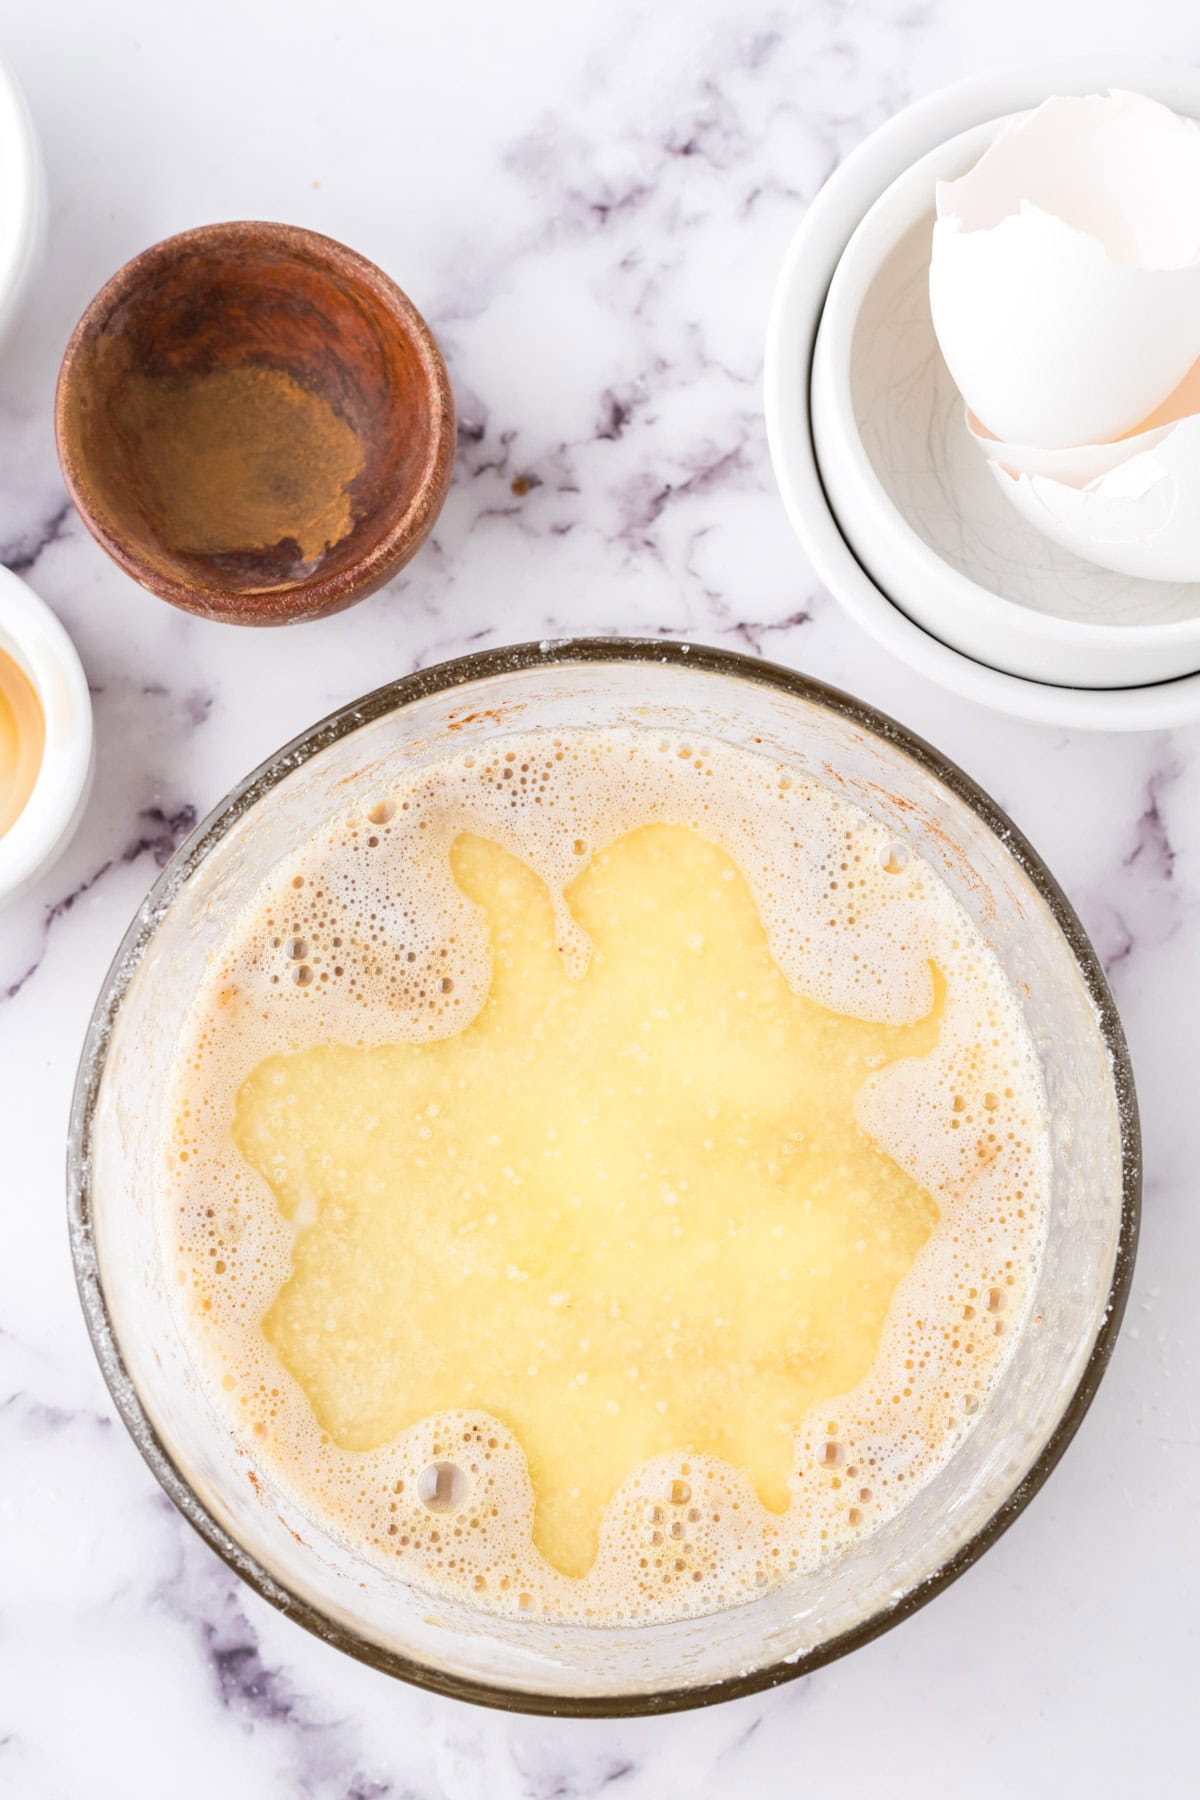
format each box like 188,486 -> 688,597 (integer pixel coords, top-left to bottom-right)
66,636 -> 1141,1717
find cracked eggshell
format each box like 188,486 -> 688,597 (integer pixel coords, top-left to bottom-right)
930,91 -> 1200,450
967,357 -> 1200,580
984,415 -> 1200,582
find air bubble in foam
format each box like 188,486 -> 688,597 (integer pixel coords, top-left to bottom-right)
166,725 -> 1049,1626
417,1461 -> 470,1513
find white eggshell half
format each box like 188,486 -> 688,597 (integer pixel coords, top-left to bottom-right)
989,414 -> 1200,581
930,91 -> 1200,450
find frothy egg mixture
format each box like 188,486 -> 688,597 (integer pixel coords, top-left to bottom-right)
168,726 -> 1048,1623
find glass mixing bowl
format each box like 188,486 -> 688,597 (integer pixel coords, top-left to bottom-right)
67,640 -> 1139,1715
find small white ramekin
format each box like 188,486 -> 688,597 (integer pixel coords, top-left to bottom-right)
0,54 -> 46,345
766,57 -> 1200,729
0,567 -> 93,904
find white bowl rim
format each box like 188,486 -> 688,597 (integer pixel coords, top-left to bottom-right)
0,566 -> 93,901
817,108 -> 1200,652
0,53 -> 45,338
765,54 -> 1200,730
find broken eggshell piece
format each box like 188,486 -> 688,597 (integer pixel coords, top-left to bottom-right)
967,343 -> 1200,581
930,91 -> 1200,450
975,414 -> 1200,583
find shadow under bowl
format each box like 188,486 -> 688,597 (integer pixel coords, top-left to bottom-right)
55,221 -> 455,625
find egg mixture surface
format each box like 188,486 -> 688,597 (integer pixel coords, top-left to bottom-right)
169,727 -> 1047,1622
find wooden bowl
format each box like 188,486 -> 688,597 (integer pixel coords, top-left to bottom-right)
55,221 -> 455,625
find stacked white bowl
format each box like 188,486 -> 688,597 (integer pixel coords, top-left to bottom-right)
766,58 -> 1200,730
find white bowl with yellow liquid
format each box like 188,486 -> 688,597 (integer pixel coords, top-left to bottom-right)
68,640 -> 1138,1714
0,566 -> 92,904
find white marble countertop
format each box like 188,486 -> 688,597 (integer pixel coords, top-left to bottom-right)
2,2 -> 1198,1794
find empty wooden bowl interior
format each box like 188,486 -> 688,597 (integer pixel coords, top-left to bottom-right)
56,224 -> 453,621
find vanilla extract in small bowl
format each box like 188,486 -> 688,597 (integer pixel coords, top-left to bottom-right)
55,221 -> 455,625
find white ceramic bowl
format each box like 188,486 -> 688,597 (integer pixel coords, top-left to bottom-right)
0,54 -> 46,345
766,57 -> 1200,729
812,115 -> 1200,690
0,567 -> 93,903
